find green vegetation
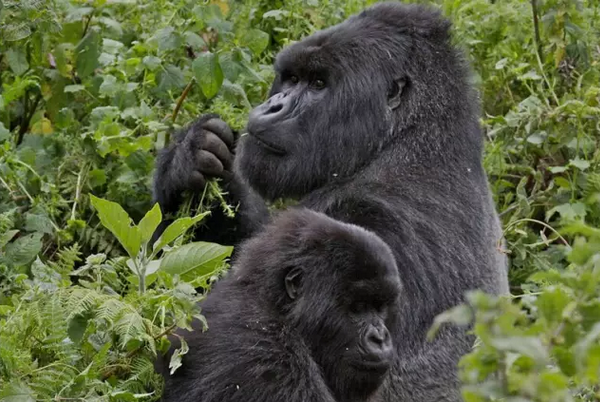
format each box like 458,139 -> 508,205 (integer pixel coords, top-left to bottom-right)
0,0 -> 599,400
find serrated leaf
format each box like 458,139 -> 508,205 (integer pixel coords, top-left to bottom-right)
160,242 -> 233,281
5,233 -> 43,267
138,203 -> 162,245
193,52 -> 224,99
90,195 -> 142,258
157,64 -> 185,93
99,74 -> 119,97
241,29 -> 269,55
153,212 -> 210,252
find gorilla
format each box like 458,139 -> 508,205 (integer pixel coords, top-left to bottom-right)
154,2 -> 509,401
160,208 -> 401,402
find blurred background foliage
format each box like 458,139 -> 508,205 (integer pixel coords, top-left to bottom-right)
0,0 -> 599,400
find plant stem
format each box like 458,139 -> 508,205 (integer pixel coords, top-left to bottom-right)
531,0 -> 544,63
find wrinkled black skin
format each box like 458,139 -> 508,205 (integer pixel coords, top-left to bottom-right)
160,209 -> 401,402
154,3 -> 509,401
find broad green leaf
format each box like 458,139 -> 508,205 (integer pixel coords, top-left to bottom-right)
569,157 -> 590,171
138,203 -> 162,245
157,64 -> 186,93
240,29 -> 269,55
153,212 -> 210,252
0,381 -> 35,402
152,27 -> 181,52
5,48 -> 29,76
75,30 -> 101,78
5,233 -> 43,267
90,195 -> 142,258
160,241 -> 233,282
192,52 -> 224,99
68,314 -> 91,343
24,213 -> 54,234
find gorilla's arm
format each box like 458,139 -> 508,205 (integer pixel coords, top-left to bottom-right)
153,114 -> 269,245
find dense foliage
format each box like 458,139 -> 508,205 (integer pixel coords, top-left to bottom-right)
0,0 -> 599,400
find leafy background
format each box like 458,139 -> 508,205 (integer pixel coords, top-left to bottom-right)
0,0 -> 599,400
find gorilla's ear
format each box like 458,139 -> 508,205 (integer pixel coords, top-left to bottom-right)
284,268 -> 303,300
388,77 -> 407,110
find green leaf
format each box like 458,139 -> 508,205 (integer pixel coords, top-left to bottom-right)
99,75 -> 119,97
569,157 -> 590,171
0,381 -> 36,402
5,233 -> 43,267
427,304 -> 473,340
240,29 -> 269,55
160,241 -> 233,282
24,213 -> 54,234
64,85 -> 85,93
90,195 -> 142,258
5,48 -> 29,76
68,314 -> 91,344
490,336 -> 549,364
169,337 -> 189,375
157,64 -> 185,93
0,122 -> 10,142
138,203 -> 162,246
75,30 -> 101,78
153,212 -> 210,252
192,52 -> 224,99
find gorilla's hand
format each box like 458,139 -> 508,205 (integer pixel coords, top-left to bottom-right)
153,114 -> 235,213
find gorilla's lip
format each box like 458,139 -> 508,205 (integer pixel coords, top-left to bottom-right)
248,132 -> 286,155
353,360 -> 390,373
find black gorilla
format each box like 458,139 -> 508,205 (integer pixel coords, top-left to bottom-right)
154,2 -> 508,401
161,209 -> 401,402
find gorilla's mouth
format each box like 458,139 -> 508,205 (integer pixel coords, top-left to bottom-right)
248,132 -> 286,155
353,360 -> 390,374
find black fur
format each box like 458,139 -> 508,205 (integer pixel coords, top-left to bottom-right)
154,2 -> 508,401
161,208 -> 401,402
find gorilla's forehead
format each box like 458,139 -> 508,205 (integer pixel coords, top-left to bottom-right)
274,2 -> 449,75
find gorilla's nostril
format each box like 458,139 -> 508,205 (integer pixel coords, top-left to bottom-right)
266,103 -> 284,115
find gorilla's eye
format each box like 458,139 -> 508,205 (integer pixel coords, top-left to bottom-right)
351,302 -> 368,314
313,79 -> 326,90
290,75 -> 299,84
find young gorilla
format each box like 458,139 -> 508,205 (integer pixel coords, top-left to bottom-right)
155,2 -> 509,400
161,209 -> 401,402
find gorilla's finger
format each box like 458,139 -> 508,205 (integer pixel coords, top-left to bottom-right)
204,118 -> 234,148
187,171 -> 206,190
197,150 -> 225,177
204,132 -> 233,169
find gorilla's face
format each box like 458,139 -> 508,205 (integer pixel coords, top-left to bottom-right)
281,220 -> 401,399
236,12 -> 409,201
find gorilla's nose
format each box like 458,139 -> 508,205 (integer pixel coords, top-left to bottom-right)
264,92 -> 288,115
365,326 -> 393,358
248,92 -> 292,133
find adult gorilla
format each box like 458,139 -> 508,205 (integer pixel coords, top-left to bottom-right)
154,2 -> 508,400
